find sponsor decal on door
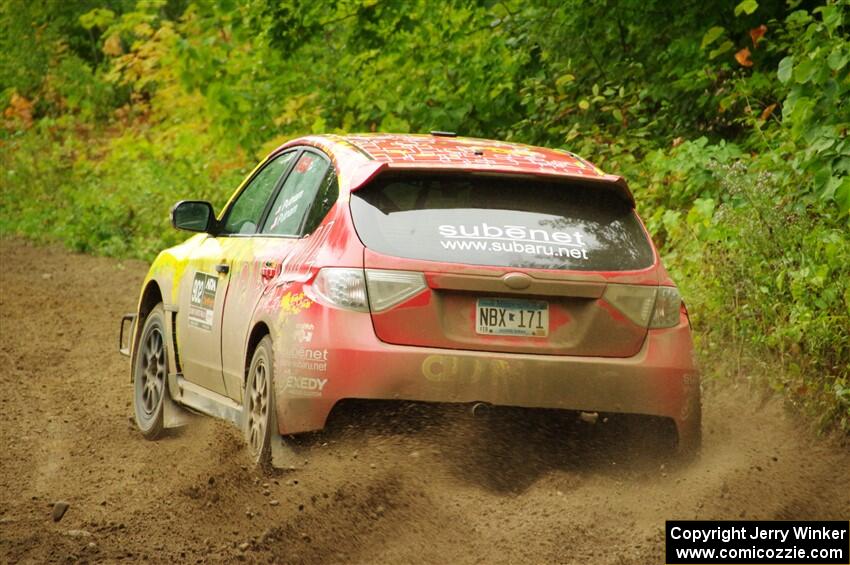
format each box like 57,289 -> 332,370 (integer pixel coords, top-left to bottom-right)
188,272 -> 217,331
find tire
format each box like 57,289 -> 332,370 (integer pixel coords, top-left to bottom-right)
133,304 -> 167,439
244,336 -> 275,466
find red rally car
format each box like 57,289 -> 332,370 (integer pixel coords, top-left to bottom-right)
119,132 -> 701,465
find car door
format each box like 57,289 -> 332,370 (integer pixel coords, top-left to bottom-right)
219,149 -> 335,402
175,151 -> 297,396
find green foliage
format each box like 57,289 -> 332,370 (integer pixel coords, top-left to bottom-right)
736,0 -> 760,17
1,0 -> 848,431
1,119 -> 247,258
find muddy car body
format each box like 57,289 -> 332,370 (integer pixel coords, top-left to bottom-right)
121,133 -> 701,464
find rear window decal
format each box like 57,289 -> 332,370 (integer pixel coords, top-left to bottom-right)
438,223 -> 589,260
188,272 -> 217,331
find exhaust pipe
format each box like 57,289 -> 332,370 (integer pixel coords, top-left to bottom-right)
471,402 -> 491,417
579,411 -> 599,424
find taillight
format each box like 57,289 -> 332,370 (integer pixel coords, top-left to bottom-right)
312,268 -> 368,312
311,268 -> 426,313
365,269 -> 427,312
650,286 -> 682,328
603,285 -> 682,329
603,285 -> 656,327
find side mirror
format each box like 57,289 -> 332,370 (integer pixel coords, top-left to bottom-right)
171,200 -> 216,233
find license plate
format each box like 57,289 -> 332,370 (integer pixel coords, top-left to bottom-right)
476,298 -> 549,337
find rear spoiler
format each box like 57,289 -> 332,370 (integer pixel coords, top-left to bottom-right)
346,162 -> 636,207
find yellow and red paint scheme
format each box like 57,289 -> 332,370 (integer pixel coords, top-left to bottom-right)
132,133 -> 700,452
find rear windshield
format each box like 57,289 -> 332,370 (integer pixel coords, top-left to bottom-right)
349,174 -> 655,271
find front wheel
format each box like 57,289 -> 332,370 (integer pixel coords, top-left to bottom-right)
244,336 -> 275,466
133,304 -> 167,439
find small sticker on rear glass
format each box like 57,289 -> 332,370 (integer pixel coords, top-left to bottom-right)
188,272 -> 217,331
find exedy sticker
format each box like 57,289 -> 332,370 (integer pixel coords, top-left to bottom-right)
283,376 -> 327,397
188,272 -> 217,331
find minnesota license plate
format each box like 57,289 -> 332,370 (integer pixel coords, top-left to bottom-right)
476,298 -> 549,337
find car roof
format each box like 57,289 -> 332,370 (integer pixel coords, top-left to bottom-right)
273,133 -> 634,205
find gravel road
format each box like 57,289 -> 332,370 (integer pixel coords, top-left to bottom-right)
1,238 -> 847,564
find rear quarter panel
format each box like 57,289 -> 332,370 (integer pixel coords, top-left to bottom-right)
249,203 -> 365,433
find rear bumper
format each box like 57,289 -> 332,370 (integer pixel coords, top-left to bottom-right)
273,315 -> 700,450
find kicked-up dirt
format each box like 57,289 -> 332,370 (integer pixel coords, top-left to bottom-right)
0,237 -> 848,564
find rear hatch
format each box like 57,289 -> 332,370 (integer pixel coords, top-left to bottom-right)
350,173 -> 659,357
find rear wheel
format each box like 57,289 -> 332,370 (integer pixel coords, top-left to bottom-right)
133,304 -> 167,439
245,336 -> 275,466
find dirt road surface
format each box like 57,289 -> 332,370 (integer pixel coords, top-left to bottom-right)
1,238 -> 847,564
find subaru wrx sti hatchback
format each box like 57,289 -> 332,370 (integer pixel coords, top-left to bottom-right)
119,133 -> 701,465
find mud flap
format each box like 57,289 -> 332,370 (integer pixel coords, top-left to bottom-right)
118,313 -> 136,357
270,434 -> 303,469
268,398 -> 305,469
162,386 -> 194,429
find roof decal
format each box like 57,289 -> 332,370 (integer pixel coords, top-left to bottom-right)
272,133 -> 632,204
341,134 -> 608,180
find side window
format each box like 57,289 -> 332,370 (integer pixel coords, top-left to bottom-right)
221,152 -> 295,235
261,152 -> 330,236
301,168 -> 339,235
